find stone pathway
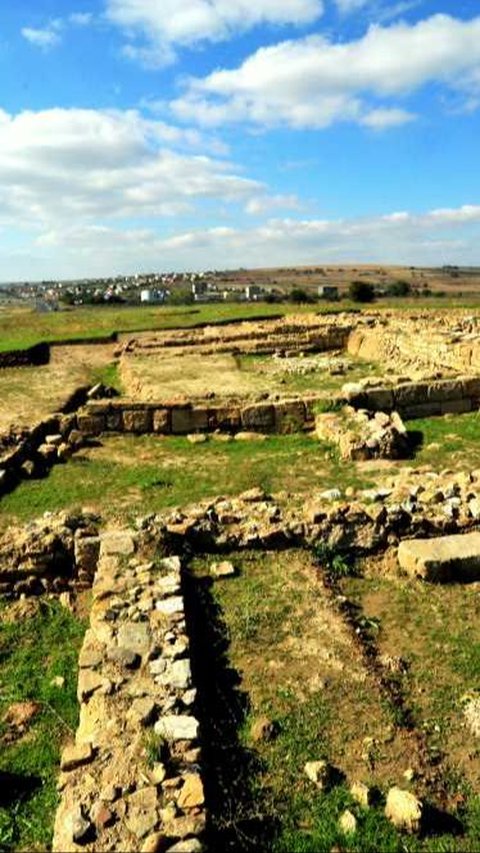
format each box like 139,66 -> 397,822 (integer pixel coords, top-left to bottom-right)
53,529 -> 205,853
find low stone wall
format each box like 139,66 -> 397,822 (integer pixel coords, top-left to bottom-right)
343,376 -> 480,419
0,511 -> 100,597
0,342 -> 50,368
75,396 -> 319,437
53,530 -> 205,853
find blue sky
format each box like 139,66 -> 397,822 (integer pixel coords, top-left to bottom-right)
1,0 -> 480,280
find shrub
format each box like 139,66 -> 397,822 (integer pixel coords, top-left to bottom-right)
348,281 -> 376,303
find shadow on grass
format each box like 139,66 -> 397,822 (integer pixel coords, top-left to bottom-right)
0,771 -> 41,808
406,429 -> 424,457
183,569 -> 277,851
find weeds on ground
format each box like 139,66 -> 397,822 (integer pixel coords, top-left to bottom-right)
0,599 -> 86,851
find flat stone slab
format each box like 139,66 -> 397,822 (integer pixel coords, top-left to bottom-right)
398,532 -> 480,582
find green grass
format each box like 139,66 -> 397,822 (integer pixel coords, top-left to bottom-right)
405,411 -> 480,471
237,352 -> 383,396
0,433 -> 372,527
0,303 -> 331,353
0,600 -> 86,851
189,550 -> 480,852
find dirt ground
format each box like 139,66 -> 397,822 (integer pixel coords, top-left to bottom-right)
0,342 -> 114,433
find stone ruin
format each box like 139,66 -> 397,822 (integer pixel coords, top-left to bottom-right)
3,310 -> 480,849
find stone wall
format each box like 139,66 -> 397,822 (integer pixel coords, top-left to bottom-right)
342,376 -> 480,419
53,530 -> 205,853
0,511 -> 100,597
75,396 -> 319,437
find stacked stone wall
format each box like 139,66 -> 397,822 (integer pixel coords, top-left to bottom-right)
53,531 -> 205,853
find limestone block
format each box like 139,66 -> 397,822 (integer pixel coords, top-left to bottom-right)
210,407 -> 241,431
77,413 -> 105,435
106,410 -> 123,431
274,401 -> 306,433
122,408 -> 153,433
241,404 -> 275,431
440,398 -> 472,415
153,408 -> 170,433
393,383 -> 429,408
398,532 -> 480,582
364,388 -> 394,411
171,407 -> 207,435
426,379 -> 465,402
74,536 -> 101,574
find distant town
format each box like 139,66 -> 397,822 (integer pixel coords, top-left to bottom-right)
1,264 -> 480,310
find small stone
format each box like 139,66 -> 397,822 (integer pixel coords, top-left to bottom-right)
250,716 -> 278,743
166,841 -> 204,852
108,647 -> 141,669
304,760 -> 331,789
403,767 -> 416,782
150,763 -> 167,785
71,808 -> 93,844
101,530 -> 135,556
90,802 -> 115,829
155,715 -> 199,742
156,597 -> 184,616
141,834 -> 168,853
350,781 -> 370,808
127,698 -> 157,727
339,809 -> 357,835
187,434 -> 207,444
210,561 -> 236,579
176,774 -> 205,809
60,742 -> 95,771
100,784 -> 120,803
385,787 -> 422,833
181,689 -> 197,707
126,786 -> 159,839
159,660 -> 192,690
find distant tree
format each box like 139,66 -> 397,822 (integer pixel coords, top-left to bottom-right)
348,280 -> 376,303
168,289 -> 194,306
289,287 -> 315,304
387,280 -> 411,297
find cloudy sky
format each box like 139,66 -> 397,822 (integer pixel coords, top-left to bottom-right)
1,0 -> 480,280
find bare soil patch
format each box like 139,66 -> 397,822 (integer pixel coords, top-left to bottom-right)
0,343 -> 114,433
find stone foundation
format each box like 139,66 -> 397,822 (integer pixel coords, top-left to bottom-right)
53,530 -> 205,853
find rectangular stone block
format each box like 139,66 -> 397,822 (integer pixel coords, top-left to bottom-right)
213,407 -> 241,431
122,408 -> 153,433
77,413 -> 106,435
171,407 -> 208,434
427,379 -> 464,403
440,398 -> 472,415
461,377 -> 480,397
393,383 -> 430,407
106,410 -> 123,431
241,404 -> 275,431
275,401 -> 306,433
398,532 -> 480,582
400,402 -> 441,420
153,409 -> 170,434
364,388 -> 394,411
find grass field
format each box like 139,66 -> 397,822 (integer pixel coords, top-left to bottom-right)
187,549 -> 480,851
0,600 -> 86,851
1,299 -> 480,353
0,433 -> 371,529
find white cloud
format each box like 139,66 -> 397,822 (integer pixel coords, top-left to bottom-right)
245,194 -> 302,215
11,203 -> 480,280
0,108 -> 264,231
171,14 -> 480,129
106,0 -> 323,66
21,12 -> 93,50
21,25 -> 61,49
68,12 -> 93,26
